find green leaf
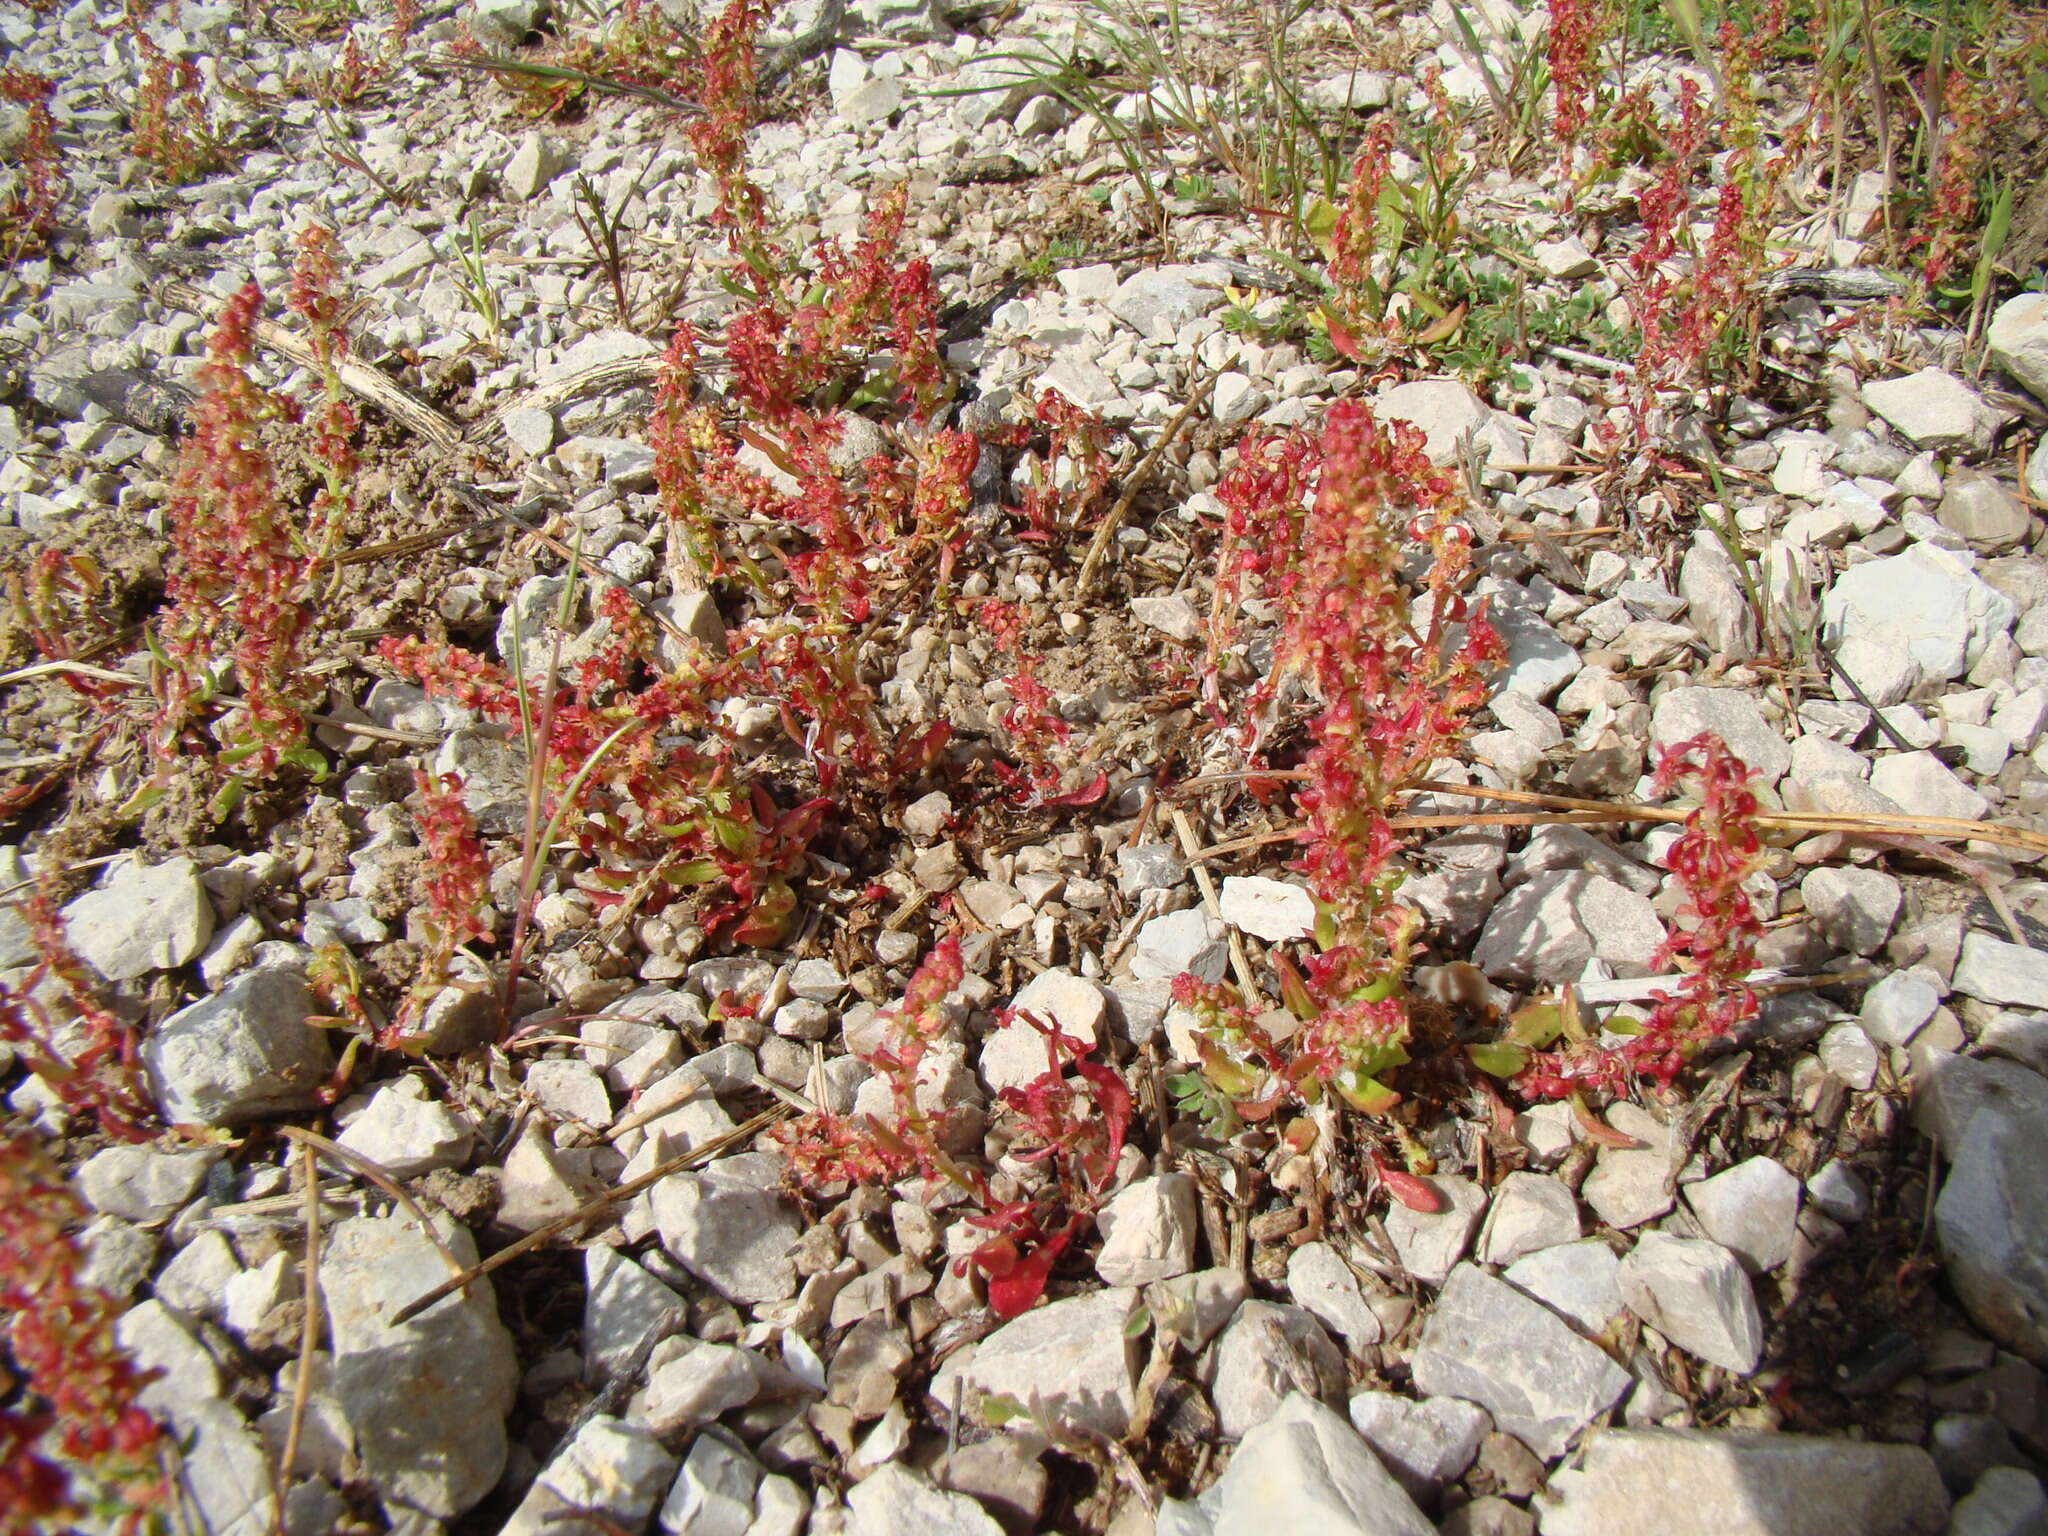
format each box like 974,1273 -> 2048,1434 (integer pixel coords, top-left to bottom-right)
1467,1041 -> 1529,1077
1122,1304 -> 1152,1339
1508,1002 -> 1565,1048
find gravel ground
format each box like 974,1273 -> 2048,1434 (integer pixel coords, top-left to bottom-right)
6,0 -> 2048,1532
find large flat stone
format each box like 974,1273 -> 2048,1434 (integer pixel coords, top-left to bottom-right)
1539,1427 -> 1949,1535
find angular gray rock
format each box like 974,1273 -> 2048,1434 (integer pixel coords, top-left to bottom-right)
1683,1156 -> 1801,1274
1210,1300 -> 1348,1440
1580,1102 -> 1680,1230
1202,1392 -> 1437,1535
1821,544 -> 2015,683
1989,293 -> 2048,403
1538,1427 -> 1950,1535
929,1287 -> 1140,1438
1094,1173 -> 1198,1285
1947,1466 -> 2048,1536
1502,1239 -> 1627,1336
64,855 -> 213,980
650,1152 -> 802,1305
1384,1174 -> 1489,1283
501,1416 -> 678,1536
75,1144 -> 221,1225
142,967 -> 333,1126
1862,367 -> 1990,453
583,1247 -> 685,1384
1472,871 -> 1664,985
846,1462 -> 1005,1536
1475,1171 -> 1581,1268
1346,1390 -> 1491,1503
1955,934 -> 2048,1012
1287,1241 -> 1385,1351
1936,1090 -> 2048,1364
1649,687 -> 1791,783
333,1077 -> 474,1179
319,1211 -> 518,1518
1616,1232 -> 1763,1374
1409,1264 -> 1631,1459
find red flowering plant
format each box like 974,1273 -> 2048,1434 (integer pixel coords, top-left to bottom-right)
1492,731 -> 1764,1102
130,33 -> 228,185
776,935 -> 1133,1318
0,1126 -> 169,1534
0,884 -> 158,1141
977,599 -> 1106,810
140,230 -> 362,816
0,67 -> 65,264
143,279 -> 326,812
381,586 -> 826,949
1172,401 -> 1504,1138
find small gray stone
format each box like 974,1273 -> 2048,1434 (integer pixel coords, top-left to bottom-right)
321,1211 -> 518,1518
1820,1020 -> 1881,1090
1131,908 -> 1228,983
1649,687 -> 1792,783
1936,1095 -> 2048,1363
1862,969 -> 1944,1048
1947,1466 -> 2048,1536
500,407 -> 555,457
1617,1232 -> 1763,1374
639,1340 -> 767,1431
651,1153 -> 801,1306
846,1463 -> 1004,1536
1131,593 -> 1201,641
501,1416 -> 679,1536
1862,367 -> 1991,453
1287,1241 -> 1385,1351
1580,1103 -> 1680,1230
1800,867 -> 1901,956
1807,1160 -> 1872,1224
1989,293 -> 2048,404
1956,934 -> 2048,1012
1210,1301 -> 1348,1441
1219,875 -> 1317,941
1871,750 -> 1990,821
1107,266 -> 1223,334
143,967 -> 333,1127
929,1287 -> 1139,1439
1476,1172 -> 1582,1267
1538,1426 -> 1950,1535
335,1077 -> 473,1179
1410,1264 -> 1632,1459
1503,1239 -> 1627,1336
1094,1173 -> 1198,1285
1684,1156 -> 1801,1274
75,1144 -> 221,1225
1202,1392 -> 1436,1534
583,1247 -> 684,1385
1822,544 -> 2015,683
64,856 -> 213,981
1472,871 -> 1665,985
505,131 -> 569,199
659,1428 -> 762,1535
1346,1390 -> 1492,1502
1117,842 -> 1187,896
1383,1174 -> 1488,1284
1940,474 -> 2032,551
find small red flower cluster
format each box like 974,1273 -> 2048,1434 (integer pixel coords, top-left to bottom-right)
777,936 -> 1132,1318
0,1127 -> 167,1532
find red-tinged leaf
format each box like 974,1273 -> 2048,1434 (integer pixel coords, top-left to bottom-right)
985,1223 -> 1075,1320
1571,1091 -> 1645,1149
1234,1087 -> 1291,1123
1326,313 -> 1366,363
1412,300 -> 1467,346
1072,1055 -> 1132,1176
1375,1161 -> 1444,1213
1038,769 -> 1109,809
